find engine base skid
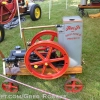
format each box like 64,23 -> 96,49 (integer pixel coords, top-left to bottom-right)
4,61 -> 82,76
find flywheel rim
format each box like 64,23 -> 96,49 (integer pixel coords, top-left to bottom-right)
25,41 -> 69,80
31,30 -> 57,45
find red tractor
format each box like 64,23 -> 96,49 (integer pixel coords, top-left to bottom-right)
0,0 -> 41,42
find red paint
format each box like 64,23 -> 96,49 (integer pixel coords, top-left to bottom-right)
31,30 -> 57,45
66,25 -> 80,31
64,78 -> 83,93
0,0 -> 17,24
2,82 -> 18,93
67,37 -> 80,40
66,33 -> 81,37
65,32 -> 81,40
25,41 -> 69,80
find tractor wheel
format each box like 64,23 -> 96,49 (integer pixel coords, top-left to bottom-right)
30,4 -> 41,21
31,30 -> 57,45
24,41 -> 69,80
0,25 -> 5,42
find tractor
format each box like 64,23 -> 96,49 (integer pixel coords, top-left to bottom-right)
1,16 -> 83,93
78,0 -> 100,17
0,0 -> 41,42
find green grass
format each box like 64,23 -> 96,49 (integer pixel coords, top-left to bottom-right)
0,0 -> 100,100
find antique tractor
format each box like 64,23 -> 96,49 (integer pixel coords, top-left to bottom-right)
77,0 -> 100,17
1,16 -> 83,93
0,0 -> 41,42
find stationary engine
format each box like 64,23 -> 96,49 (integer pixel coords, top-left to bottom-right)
1,16 -> 83,93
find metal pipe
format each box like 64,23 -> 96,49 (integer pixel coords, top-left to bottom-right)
21,25 -> 56,30
22,29 -> 27,50
21,25 -> 56,49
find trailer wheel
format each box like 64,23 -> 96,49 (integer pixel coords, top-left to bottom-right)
2,79 -> 19,93
30,4 -> 41,21
0,25 -> 5,42
64,78 -> 83,93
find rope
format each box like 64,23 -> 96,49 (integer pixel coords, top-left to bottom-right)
0,74 -> 70,100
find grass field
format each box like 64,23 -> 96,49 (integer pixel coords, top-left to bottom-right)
0,0 -> 100,100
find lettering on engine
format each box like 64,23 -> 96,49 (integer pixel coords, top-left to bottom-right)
65,25 -> 81,40
66,25 -> 80,32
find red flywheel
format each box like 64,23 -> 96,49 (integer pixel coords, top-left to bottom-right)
0,0 -> 17,24
24,41 -> 69,80
31,30 -> 57,45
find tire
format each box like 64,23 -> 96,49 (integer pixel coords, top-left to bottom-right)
30,4 -> 41,21
0,25 -> 5,42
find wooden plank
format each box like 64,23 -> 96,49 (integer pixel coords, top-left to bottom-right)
6,66 -> 82,76
78,4 -> 100,9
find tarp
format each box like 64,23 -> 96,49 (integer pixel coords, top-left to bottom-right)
4,16 -> 26,29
